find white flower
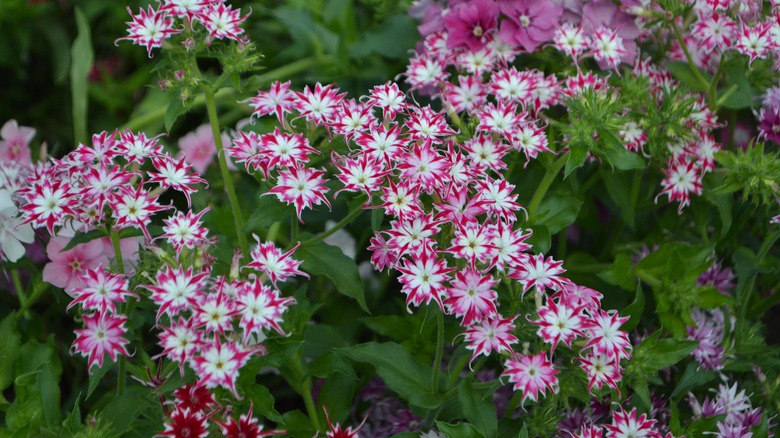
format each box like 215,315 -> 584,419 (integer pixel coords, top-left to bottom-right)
0,189 -> 34,262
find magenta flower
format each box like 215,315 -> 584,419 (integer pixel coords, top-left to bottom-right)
71,312 -> 131,372
502,351 -> 559,404
42,235 -> 110,295
443,0 -> 499,52
499,0 -> 563,52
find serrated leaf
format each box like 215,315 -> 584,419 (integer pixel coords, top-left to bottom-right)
298,237 -> 369,313
62,228 -> 107,251
339,342 -> 441,409
435,421 -> 484,438
565,144 -> 588,178
458,380 -> 497,438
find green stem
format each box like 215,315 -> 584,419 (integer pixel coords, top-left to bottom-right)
109,228 -> 125,274
15,281 -> 47,321
670,21 -> 711,104
301,202 -> 364,246
431,308 -> 445,396
109,226 -> 128,397
528,155 -> 567,218
11,269 -> 25,309
715,85 -> 739,109
302,380 -> 322,431
204,86 -> 248,255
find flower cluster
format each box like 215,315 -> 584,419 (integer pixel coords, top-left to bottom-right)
117,0 -> 250,57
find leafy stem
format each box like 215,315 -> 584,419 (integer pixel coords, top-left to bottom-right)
431,307 -> 445,397
301,200 -> 365,247
203,85 -> 248,255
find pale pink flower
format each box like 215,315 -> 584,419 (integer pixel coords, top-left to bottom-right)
0,119 -> 35,167
178,124 -> 232,174
42,235 -> 110,295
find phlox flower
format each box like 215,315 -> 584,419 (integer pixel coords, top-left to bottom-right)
0,189 -> 34,262
554,23 -> 589,59
498,0 -> 562,52
443,0 -> 499,52
249,80 -> 297,124
404,105 -> 457,143
532,298 -> 585,351
147,155 -> 207,208
655,157 -> 703,214
265,166 -> 331,222
143,265 -> 209,321
324,406 -> 366,438
379,179 -> 424,219
18,178 -> 76,235
237,279 -> 296,342
116,130 -> 165,164
155,317 -> 202,377
447,221 -> 497,267
365,81 -> 406,121
159,0 -> 209,20
383,213 -> 442,257
79,164 -> 135,213
191,337 -> 253,397
433,185 -> 490,225
691,13 -> 736,52
474,101 -> 526,137
396,250 -> 453,312
367,233 -> 399,272
554,283 -> 603,311
193,288 -> 240,336
477,178 -> 524,223
733,21 -> 774,67
332,151 -> 387,201
42,235 -> 110,295
258,127 -> 318,171
603,407 -> 658,438
582,310 -> 632,361
171,382 -> 217,414
490,66 -> 536,105
217,404 -> 284,437
502,351 -> 559,404
570,424 -> 605,438
444,267 -> 498,326
196,2 -> 249,42
462,315 -> 519,364
510,253 -> 571,295
462,134 -> 509,173
112,185 -> 171,240
156,407 -> 210,438
245,237 -> 308,286
509,122 -> 551,164
0,119 -> 34,167
161,207 -> 212,253
325,100 -> 376,141
396,142 -> 451,190
67,265 -> 137,314
294,82 -> 347,125
404,53 -> 449,90
581,0 -> 640,68
487,220 -> 532,270
70,130 -> 119,166
116,5 -> 181,58
71,312 -> 131,372
578,352 -> 623,395
590,26 -> 629,71
442,74 -> 488,113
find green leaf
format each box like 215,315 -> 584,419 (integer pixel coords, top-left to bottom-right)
100,389 -> 153,436
371,206 -> 384,232
70,7 -> 93,144
298,237 -> 369,313
244,195 -> 294,234
600,145 -> 646,171
601,170 -> 635,227
719,61 -> 756,110
458,380 -> 497,438
565,143 -> 588,178
620,283 -> 645,332
636,332 -> 699,371
435,421 -> 484,438
696,286 -> 736,310
316,373 -> 355,424
339,342 -> 441,409
308,351 -> 355,379
86,360 -> 113,400
525,224 -> 550,254
530,191 -> 582,234
62,228 -> 107,251
666,61 -> 709,92
598,254 -> 636,291
671,362 -> 716,399
244,384 -> 283,423
164,97 -> 186,132
0,314 -> 21,391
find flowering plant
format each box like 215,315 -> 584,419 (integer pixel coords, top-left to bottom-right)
2,0 -> 780,437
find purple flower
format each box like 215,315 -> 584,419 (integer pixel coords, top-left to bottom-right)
697,260 -> 736,296
758,106 -> 780,144
498,0 -> 562,52
443,0 -> 499,52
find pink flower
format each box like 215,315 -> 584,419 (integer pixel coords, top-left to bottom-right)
42,235 -> 110,295
502,351 -> 559,404
191,337 -> 253,397
604,407 -> 658,438
463,315 -> 519,363
499,0 -> 563,52
0,119 -> 35,167
178,124 -> 231,175
116,5 -> 181,58
581,0 -> 640,68
443,0 -> 499,52
71,312 -> 131,372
